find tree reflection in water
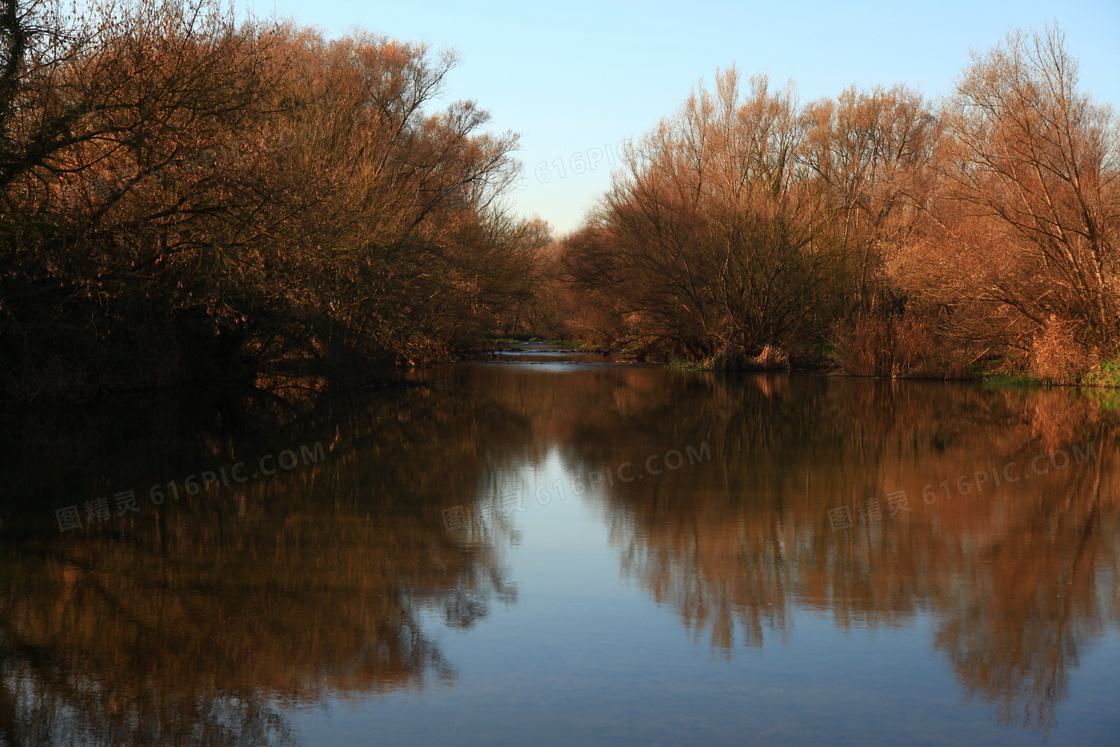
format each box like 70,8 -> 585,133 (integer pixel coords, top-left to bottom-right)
0,384 -> 523,746
505,370 -> 1118,733
0,369 -> 1116,743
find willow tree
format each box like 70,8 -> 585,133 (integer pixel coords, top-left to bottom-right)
801,83 -> 943,313
1,0 -> 541,400
566,69 -> 846,362
943,25 -> 1119,372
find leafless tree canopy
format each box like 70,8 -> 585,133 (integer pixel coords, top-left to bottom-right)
559,26 -> 1117,379
1,5 -> 1116,399
0,0 -> 549,400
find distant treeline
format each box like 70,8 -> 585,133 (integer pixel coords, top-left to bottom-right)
1,1 -> 1116,403
0,0 -> 550,401
555,26 -> 1118,381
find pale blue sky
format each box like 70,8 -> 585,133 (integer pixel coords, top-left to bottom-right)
248,0 -> 1120,235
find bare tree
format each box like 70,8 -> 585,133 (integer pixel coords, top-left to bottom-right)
565,69 -> 847,362
945,25 -> 1119,355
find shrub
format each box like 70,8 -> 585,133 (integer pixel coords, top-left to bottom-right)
1028,317 -> 1098,384
830,313 -> 958,378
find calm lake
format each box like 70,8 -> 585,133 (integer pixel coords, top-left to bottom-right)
1,349 -> 1118,746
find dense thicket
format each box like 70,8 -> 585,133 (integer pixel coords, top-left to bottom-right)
0,0 -> 547,401
561,26 -> 1118,380
3,6 -> 1116,401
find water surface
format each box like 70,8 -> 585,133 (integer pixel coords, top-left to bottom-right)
1,356 -> 1118,745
